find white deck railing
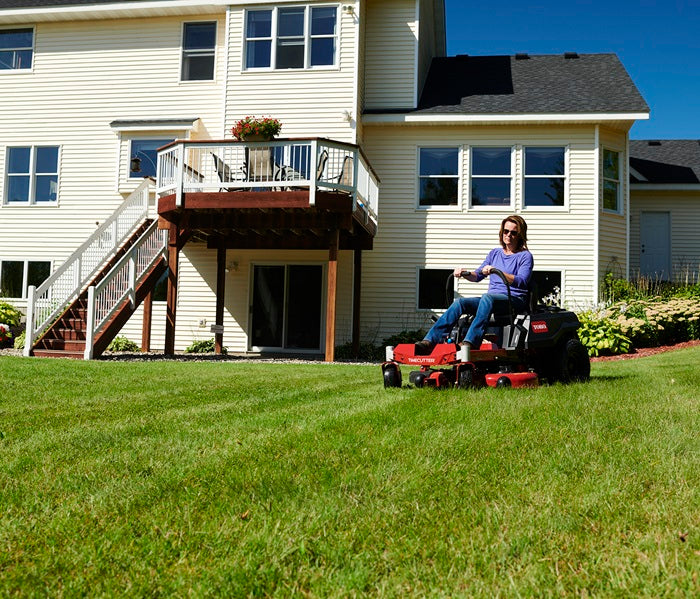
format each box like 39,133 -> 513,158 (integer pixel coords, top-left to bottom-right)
156,138 -> 379,226
83,220 -> 167,359
24,179 -> 154,355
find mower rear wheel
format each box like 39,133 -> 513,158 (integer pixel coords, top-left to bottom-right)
383,363 -> 402,388
555,338 -> 591,383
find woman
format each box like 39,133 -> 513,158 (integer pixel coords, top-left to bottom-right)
415,215 -> 533,354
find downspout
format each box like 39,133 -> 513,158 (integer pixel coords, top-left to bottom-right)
593,125 -> 600,304
413,0 -> 420,109
625,132 -> 630,280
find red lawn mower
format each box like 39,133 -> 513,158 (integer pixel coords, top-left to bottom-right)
381,269 -> 590,389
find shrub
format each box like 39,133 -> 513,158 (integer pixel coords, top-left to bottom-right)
0,323 -> 12,346
577,311 -> 631,357
185,338 -> 227,354
13,330 -> 25,350
0,301 -> 22,327
107,336 -> 140,352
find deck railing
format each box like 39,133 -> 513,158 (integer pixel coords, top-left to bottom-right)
83,220 -> 167,359
24,179 -> 154,356
156,138 -> 379,226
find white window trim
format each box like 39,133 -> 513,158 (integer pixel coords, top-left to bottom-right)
2,145 -> 60,206
0,26 -> 35,73
243,5 -> 340,71
602,147 -> 622,215
0,258 -> 52,299
521,145 -> 569,211
179,20 -> 218,83
416,146 -> 462,211
468,145 -> 515,210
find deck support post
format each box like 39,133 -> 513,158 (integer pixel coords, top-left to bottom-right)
164,225 -> 179,355
352,248 -> 362,357
325,228 -> 339,362
215,240 -> 226,354
141,289 -> 153,352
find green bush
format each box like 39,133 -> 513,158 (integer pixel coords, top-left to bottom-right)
13,331 -> 25,350
107,336 -> 141,352
577,311 -> 631,357
0,301 -> 22,327
185,338 -> 227,354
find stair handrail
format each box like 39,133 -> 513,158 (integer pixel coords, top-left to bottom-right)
24,179 -> 154,356
83,220 -> 167,359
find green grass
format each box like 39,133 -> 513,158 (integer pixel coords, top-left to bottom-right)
1,350 -> 699,597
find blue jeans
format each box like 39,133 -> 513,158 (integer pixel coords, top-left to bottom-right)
424,293 -> 527,347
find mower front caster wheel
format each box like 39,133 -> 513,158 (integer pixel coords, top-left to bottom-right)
382,363 -> 402,388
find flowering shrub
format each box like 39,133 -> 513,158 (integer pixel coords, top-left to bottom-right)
0,300 -> 22,327
0,323 -> 12,345
231,116 -> 282,141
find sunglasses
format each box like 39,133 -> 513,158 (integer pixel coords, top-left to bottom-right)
503,229 -> 519,237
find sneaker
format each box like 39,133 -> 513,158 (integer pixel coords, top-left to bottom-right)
414,340 -> 435,355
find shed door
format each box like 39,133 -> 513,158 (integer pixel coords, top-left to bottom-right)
640,211 -> 671,280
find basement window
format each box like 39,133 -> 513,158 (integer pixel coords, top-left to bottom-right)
418,268 -> 453,310
0,260 -> 50,299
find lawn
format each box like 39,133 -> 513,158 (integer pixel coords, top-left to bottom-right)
1,349 -> 698,597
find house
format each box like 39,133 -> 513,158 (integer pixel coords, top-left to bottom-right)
629,140 -> 700,281
0,0 -> 655,360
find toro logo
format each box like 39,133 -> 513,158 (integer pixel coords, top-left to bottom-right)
531,321 -> 549,334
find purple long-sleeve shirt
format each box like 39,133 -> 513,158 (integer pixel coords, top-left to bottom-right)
475,248 -> 534,298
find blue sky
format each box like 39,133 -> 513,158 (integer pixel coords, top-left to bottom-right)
444,0 -> 700,140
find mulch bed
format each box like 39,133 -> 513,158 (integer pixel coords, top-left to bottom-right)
590,339 -> 700,362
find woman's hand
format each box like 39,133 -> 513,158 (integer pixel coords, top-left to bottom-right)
481,265 -> 493,275
453,267 -> 470,278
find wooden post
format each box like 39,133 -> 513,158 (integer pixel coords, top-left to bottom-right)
164,225 -> 179,355
215,241 -> 226,354
325,228 -> 339,362
352,248 -> 362,357
141,289 -> 153,352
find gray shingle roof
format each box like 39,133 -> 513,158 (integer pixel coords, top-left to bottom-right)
413,53 -> 649,115
630,140 -> 700,184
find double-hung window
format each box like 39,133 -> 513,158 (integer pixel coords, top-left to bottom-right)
0,28 -> 33,71
603,149 -> 621,213
418,147 -> 459,207
245,5 -> 338,70
0,260 -> 50,299
181,22 -> 216,81
4,146 -> 59,204
523,146 -> 566,207
470,147 -> 512,207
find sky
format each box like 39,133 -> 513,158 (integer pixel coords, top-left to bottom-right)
444,0 -> 700,140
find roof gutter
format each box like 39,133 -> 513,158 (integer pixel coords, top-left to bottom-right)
630,183 -> 700,191
363,112 -> 651,125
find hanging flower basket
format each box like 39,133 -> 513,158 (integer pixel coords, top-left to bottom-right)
231,116 -> 282,141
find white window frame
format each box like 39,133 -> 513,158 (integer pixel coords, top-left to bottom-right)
0,259 -> 51,299
3,145 -> 60,206
243,5 -> 339,71
416,146 -> 462,211
180,21 -> 217,82
602,148 -> 622,214
522,145 -> 569,211
469,145 -> 515,210
0,26 -> 34,72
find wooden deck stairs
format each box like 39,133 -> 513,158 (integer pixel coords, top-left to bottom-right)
31,220 -> 167,359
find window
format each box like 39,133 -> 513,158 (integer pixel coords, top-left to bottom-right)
129,138 -> 174,179
603,149 -> 621,212
0,260 -> 50,298
470,147 -> 512,207
418,147 -> 459,207
245,6 -> 337,70
418,269 -> 453,310
181,22 -> 216,81
0,28 -> 33,71
531,271 -> 562,305
4,146 -> 59,204
524,147 -> 566,207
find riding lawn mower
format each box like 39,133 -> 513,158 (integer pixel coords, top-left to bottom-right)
381,269 -> 591,389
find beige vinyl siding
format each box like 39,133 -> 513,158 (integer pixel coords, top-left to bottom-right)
597,129 -> 628,287
225,5 -> 358,143
0,15 -> 226,267
360,124 -> 599,341
629,190 -> 700,280
363,0 -> 417,111
118,247 -> 355,353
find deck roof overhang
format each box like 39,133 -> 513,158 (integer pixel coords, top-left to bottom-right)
157,190 -> 376,251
